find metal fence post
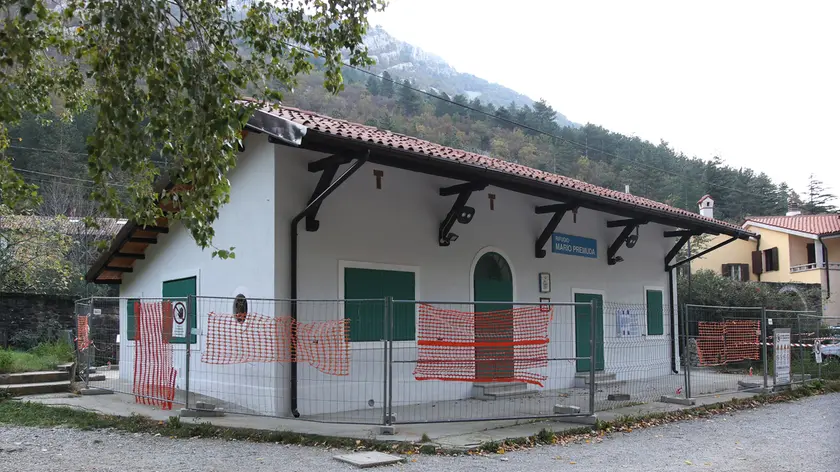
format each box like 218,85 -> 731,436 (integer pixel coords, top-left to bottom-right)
381,298 -> 389,426
817,321 -> 822,381
84,299 -> 92,389
387,297 -> 395,425
683,304 -> 691,399
761,307 -> 769,391
185,296 -> 192,411
588,299 -> 596,415
797,314 -> 804,385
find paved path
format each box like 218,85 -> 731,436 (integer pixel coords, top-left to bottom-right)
1,393 -> 838,472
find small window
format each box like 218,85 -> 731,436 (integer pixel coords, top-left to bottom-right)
763,247 -> 780,272
807,243 -> 816,265
722,263 -> 749,281
233,294 -> 248,323
343,267 -> 415,342
730,264 -> 742,281
646,290 -> 664,336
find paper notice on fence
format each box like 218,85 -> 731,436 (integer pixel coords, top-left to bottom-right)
774,328 -> 791,385
616,308 -> 642,337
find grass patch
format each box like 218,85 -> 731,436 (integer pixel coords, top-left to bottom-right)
0,341 -> 74,374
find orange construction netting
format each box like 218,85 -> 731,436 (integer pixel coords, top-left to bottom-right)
201,312 -> 351,376
413,304 -> 553,387
76,315 -> 91,350
695,320 -> 760,366
133,301 -> 177,410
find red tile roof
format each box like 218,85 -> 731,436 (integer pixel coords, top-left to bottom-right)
746,215 -> 840,236
257,103 -> 748,234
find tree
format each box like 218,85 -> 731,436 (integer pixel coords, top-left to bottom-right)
380,71 -> 395,98
802,174 -> 838,214
0,205 -> 72,294
1,0 -> 385,257
397,79 -> 422,115
365,75 -> 381,96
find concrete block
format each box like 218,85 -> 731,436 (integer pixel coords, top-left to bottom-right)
194,401 -> 216,411
558,415 -> 598,425
180,408 -> 226,418
79,387 -> 113,396
87,374 -> 106,382
659,395 -> 695,406
607,393 -> 631,401
377,425 -> 396,435
553,404 -> 581,415
334,451 -> 404,468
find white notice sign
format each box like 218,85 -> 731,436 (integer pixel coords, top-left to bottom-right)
616,308 -> 642,337
774,328 -> 791,385
172,301 -> 187,338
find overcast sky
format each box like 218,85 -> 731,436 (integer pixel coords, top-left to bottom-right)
370,1 -> 840,204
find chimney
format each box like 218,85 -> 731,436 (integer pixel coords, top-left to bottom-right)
697,194 -> 714,219
786,201 -> 801,216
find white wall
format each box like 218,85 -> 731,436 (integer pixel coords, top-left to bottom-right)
117,134 -> 680,418
118,133 -> 279,415
272,140 -> 678,416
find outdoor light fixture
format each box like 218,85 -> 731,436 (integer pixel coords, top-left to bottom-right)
625,226 -> 639,248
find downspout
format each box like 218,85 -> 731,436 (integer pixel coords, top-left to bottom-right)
819,236 -> 830,301
668,267 -> 678,374
755,236 -> 761,282
289,153 -> 368,418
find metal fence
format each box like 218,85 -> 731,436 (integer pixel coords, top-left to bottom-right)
681,304 -> 834,400
72,296 -> 838,426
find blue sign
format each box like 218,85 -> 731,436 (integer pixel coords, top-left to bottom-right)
551,233 -> 598,259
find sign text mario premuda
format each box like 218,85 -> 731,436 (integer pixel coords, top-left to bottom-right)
551,233 -> 598,259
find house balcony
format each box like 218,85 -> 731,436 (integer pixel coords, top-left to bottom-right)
790,262 -> 840,273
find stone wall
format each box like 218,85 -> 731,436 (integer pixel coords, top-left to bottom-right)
0,293 -> 76,349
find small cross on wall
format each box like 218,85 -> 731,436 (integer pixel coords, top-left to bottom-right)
373,169 -> 384,189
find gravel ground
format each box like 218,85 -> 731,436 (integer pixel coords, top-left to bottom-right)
0,393 -> 838,472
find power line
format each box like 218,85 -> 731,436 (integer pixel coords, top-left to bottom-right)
287,42 -> 782,205
5,144 -> 169,165
12,167 -> 128,188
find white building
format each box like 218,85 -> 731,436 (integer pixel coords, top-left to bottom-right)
86,103 -> 755,418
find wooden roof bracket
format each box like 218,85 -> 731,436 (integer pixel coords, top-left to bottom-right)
438,181 -> 488,246
304,153 -> 362,232
534,203 -> 578,258
663,230 -> 703,270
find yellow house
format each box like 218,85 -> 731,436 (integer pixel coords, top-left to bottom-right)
690,196 -> 840,316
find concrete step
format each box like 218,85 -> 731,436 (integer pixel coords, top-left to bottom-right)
0,370 -> 71,386
2,380 -> 72,396
472,382 -> 531,400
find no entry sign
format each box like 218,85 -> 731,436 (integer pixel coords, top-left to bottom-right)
172,301 -> 187,338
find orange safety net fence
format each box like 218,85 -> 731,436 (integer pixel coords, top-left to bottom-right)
133,301 -> 177,410
695,320 -> 760,366
413,304 -> 553,387
201,312 -> 351,376
76,315 -> 91,350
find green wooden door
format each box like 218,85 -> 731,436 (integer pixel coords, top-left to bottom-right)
473,252 -> 514,381
575,292 -> 604,372
163,277 -> 197,344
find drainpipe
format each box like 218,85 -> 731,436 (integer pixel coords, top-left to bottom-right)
668,267 -> 678,374
819,236 -> 830,301
289,153 -> 367,418
755,236 -> 761,282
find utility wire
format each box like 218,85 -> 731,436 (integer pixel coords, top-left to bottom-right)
12,166 -> 128,188
286,42 -> 782,205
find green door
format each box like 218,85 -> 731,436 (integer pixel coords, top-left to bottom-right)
575,292 -> 604,372
473,252 -> 514,381
163,277 -> 197,344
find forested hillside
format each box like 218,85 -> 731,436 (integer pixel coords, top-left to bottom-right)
4,63 -> 803,224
